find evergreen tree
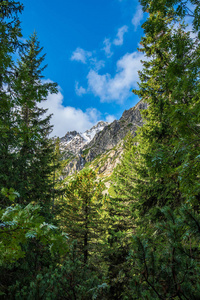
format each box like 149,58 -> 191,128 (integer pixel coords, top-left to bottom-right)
109,0 -> 200,297
59,169 -> 105,265
104,134 -> 137,299
0,0 -> 23,85
0,0 -> 23,205
0,188 -> 68,298
133,3 -> 200,213
112,0 -> 200,221
11,32 -> 58,215
0,3 -> 69,299
51,137 -> 68,214
128,205 -> 200,299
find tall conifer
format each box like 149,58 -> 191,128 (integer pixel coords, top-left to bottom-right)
113,0 -> 200,220
108,0 -> 200,296
0,0 -> 23,205
60,169 -> 105,264
11,32 -> 58,214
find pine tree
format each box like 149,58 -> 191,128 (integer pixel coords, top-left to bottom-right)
128,205 -> 200,299
109,0 -> 200,297
51,137 -> 68,213
112,0 -> 200,221
0,0 -> 23,85
11,32 -> 58,215
0,4 -> 69,298
133,2 -> 200,212
104,133 -> 137,299
59,169 -> 105,265
0,0 -> 24,205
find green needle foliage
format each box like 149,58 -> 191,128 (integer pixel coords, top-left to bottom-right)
13,243 -> 104,300
113,0 -> 200,222
1,0 -> 200,299
0,2 -> 69,298
108,0 -> 200,298
128,205 -> 200,299
11,32 -> 58,215
0,0 -> 24,198
104,136 -> 137,299
59,169 -> 105,265
132,0 -> 200,214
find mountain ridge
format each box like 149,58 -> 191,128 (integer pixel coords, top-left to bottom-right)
59,121 -> 109,158
59,100 -> 147,178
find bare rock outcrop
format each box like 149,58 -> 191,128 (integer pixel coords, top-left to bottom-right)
60,100 -> 147,178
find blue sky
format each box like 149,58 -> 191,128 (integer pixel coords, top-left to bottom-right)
20,0 -> 146,137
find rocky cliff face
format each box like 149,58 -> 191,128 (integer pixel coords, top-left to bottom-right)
60,100 -> 147,177
84,100 -> 147,162
59,121 -> 109,159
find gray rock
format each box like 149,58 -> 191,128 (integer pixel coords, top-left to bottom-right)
61,100 -> 147,178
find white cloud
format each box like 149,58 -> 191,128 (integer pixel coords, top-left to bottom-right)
86,107 -> 101,122
102,38 -> 113,57
71,47 -> 105,71
90,57 -> 105,71
113,25 -> 128,46
71,47 -> 92,64
39,89 -> 100,137
87,51 -> 145,103
102,25 -> 128,57
105,114 -> 116,123
132,5 -> 143,31
75,81 -> 87,96
38,85 -> 116,137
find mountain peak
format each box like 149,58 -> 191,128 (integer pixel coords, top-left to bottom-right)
59,121 -> 109,157
81,121 -> 109,142
60,100 -> 147,177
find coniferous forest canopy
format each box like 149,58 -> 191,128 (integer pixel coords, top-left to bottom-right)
0,0 -> 200,299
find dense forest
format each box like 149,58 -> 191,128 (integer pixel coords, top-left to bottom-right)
1,0 -> 200,299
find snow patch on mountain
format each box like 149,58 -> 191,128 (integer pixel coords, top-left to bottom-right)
81,121 -> 108,142
59,121 -> 109,157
